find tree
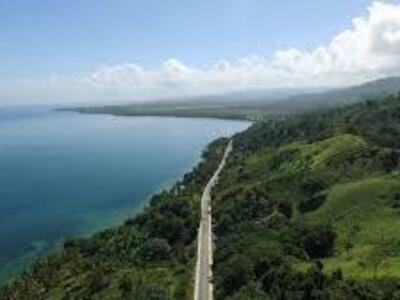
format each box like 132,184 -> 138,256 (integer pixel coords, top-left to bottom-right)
119,274 -> 133,294
302,223 -> 336,259
357,247 -> 388,279
127,284 -> 167,300
136,238 -> 171,263
217,255 -> 254,298
229,281 -> 271,300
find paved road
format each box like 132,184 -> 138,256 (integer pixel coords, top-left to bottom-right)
194,141 -> 233,300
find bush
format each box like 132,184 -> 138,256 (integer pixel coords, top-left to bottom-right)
217,255 -> 254,298
87,270 -> 110,293
136,238 -> 171,263
299,192 -> 326,213
302,223 -> 336,259
128,284 -> 167,300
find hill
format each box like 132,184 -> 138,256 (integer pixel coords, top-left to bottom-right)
67,77 -> 400,120
267,76 -> 400,114
211,93 -> 400,299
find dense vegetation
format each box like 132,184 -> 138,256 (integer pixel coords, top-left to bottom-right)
212,93 -> 400,299
72,104 -> 256,121
0,139 -> 230,300
3,84 -> 400,299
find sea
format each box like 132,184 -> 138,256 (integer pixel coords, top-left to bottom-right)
0,106 -> 249,283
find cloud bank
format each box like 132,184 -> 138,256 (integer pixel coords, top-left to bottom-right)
2,1 -> 400,105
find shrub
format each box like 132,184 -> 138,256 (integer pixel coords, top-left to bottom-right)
136,238 -> 171,263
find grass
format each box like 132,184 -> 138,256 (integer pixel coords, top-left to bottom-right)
298,173 -> 400,279
281,134 -> 369,171
243,134 -> 369,175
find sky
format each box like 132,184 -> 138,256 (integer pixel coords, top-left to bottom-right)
1,0 -> 400,105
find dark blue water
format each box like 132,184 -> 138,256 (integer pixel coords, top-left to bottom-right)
0,107 -> 249,283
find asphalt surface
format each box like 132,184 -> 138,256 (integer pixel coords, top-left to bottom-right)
194,141 -> 232,300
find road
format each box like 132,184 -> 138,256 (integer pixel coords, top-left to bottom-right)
194,141 -> 233,300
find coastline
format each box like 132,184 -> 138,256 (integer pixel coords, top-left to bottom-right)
0,134 -> 236,298
0,114 -> 250,289
0,150 -> 204,286
56,107 -> 258,122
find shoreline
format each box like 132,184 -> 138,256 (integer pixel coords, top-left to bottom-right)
0,116 -> 250,288
56,107 -> 256,122
0,165 -> 198,287
0,135 -> 236,298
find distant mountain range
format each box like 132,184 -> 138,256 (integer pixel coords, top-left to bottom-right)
66,77 -> 400,120
265,76 -> 400,113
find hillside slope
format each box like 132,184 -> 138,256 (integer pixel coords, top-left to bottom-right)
212,94 -> 400,299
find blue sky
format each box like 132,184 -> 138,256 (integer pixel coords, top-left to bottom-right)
0,0 -> 371,77
1,0 -> 400,105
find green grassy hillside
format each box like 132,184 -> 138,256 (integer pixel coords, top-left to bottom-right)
304,173 -> 400,279
212,94 -> 400,299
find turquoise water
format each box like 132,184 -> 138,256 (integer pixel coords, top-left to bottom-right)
0,107 -> 249,283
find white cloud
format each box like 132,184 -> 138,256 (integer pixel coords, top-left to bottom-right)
2,1 -> 400,106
